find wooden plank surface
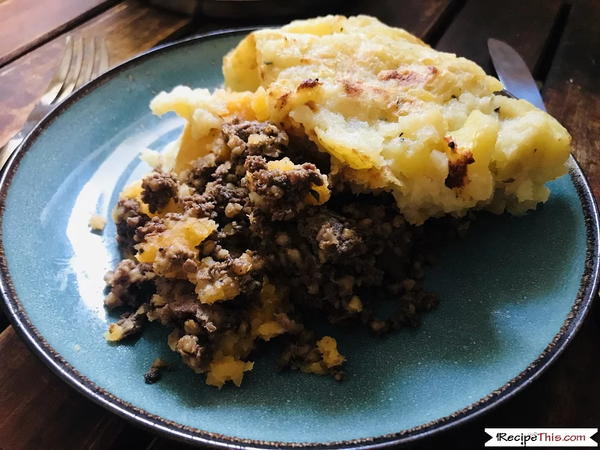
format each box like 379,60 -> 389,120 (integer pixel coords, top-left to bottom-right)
0,0 -> 119,67
344,0 -> 458,43
0,0 -> 192,148
436,0 -> 564,77
188,0 -> 457,44
0,2 -> 192,448
543,0 -> 600,200
0,327 -> 126,449
1,0 -> 599,449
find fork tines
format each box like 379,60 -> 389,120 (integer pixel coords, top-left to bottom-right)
48,35 -> 109,105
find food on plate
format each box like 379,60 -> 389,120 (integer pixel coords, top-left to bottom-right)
144,358 -> 169,384
89,214 -> 107,231
103,15 -> 571,388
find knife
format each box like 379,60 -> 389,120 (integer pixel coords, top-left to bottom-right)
487,38 -> 546,111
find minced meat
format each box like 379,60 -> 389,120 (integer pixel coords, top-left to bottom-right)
141,171 -> 178,213
105,118 -> 461,387
113,198 -> 150,252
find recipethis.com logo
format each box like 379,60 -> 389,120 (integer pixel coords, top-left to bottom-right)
484,428 -> 598,447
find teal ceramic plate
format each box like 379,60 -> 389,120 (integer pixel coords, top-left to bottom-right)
0,30 -> 598,448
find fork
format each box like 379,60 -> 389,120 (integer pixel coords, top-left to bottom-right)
0,35 -> 109,168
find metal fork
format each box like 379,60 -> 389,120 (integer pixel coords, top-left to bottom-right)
0,35 -> 109,168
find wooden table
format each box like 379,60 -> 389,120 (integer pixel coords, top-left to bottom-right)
0,0 -> 598,448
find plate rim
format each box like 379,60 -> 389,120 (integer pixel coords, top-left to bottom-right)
0,28 -> 598,449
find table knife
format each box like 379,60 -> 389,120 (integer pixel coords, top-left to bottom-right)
487,38 -> 546,111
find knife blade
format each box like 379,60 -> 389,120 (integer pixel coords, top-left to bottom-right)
487,38 -> 546,111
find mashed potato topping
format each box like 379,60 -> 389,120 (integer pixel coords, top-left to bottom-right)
152,15 -> 570,224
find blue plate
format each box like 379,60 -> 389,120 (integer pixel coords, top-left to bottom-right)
0,30 -> 598,448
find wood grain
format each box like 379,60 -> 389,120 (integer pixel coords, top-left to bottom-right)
0,0 -> 192,148
186,0 -> 456,45
436,0 -> 563,77
1,1 -> 599,449
343,0 -> 457,43
0,0 -> 118,67
543,0 -> 600,200
0,1 -> 192,446
0,327 -> 126,450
